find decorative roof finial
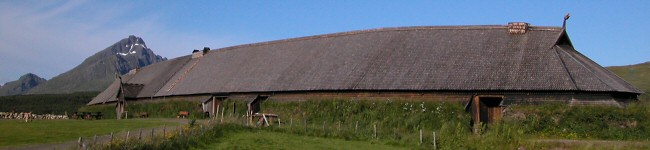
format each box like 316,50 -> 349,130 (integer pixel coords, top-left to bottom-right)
563,13 -> 571,28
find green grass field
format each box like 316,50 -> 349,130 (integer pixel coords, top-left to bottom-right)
0,119 -> 180,148
194,130 -> 407,150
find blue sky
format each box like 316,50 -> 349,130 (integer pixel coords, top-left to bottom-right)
0,1 -> 648,85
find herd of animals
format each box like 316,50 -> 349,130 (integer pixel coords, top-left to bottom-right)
0,112 -> 68,121
0,110 -> 192,122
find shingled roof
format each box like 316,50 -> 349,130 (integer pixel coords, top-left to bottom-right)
88,24 -> 642,105
88,56 -> 191,105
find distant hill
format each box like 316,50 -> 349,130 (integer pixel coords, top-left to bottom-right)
26,35 -> 166,94
0,73 -> 46,96
607,61 -> 650,94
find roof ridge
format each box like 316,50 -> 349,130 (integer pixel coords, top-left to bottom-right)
553,45 -> 579,90
215,25 -> 563,52
557,46 -> 617,92
562,47 -> 643,93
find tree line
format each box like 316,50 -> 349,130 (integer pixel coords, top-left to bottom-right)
0,92 -> 99,114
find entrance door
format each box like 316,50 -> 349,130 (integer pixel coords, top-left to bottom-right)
471,96 -> 503,124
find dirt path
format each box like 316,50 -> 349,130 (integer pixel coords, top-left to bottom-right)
6,119 -> 211,150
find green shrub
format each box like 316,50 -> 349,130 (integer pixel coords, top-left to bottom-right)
79,100 -> 207,119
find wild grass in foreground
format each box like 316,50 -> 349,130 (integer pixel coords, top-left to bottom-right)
0,119 -> 179,148
195,130 -> 407,150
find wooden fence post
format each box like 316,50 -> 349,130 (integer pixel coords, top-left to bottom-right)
139,128 -> 143,140
278,118 -> 281,127
355,121 -> 358,133
163,125 -> 166,136
338,121 -> 341,131
151,128 -> 155,140
373,124 -> 377,139
93,134 -> 98,146
78,137 -> 83,148
110,132 -> 114,143
394,128 -> 397,141
126,131 -> 130,141
433,131 -> 437,150
419,129 -> 423,145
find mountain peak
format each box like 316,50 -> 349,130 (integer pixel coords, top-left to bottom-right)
20,73 -> 40,79
25,36 -> 166,94
0,73 -> 46,96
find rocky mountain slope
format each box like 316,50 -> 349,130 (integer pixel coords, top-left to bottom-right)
0,73 -> 47,96
26,35 -> 166,94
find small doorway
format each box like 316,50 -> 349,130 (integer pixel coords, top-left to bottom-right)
247,95 -> 269,116
247,95 -> 269,126
470,95 -> 504,125
203,96 -> 227,118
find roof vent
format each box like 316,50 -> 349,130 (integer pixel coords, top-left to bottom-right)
202,47 -> 210,54
192,47 -> 211,58
508,22 -> 529,34
192,49 -> 203,58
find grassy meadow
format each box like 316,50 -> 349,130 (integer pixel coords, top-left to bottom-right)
0,119 -> 180,148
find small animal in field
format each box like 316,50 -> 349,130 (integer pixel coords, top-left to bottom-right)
23,112 -> 32,122
178,111 -> 189,118
137,112 -> 149,118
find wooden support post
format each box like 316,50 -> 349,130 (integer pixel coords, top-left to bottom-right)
93,134 -> 97,146
110,132 -> 114,143
126,131 -> 130,141
278,118 -> 281,127
139,128 -> 143,140
151,128 -> 154,140
215,104 -> 220,120
163,125 -> 166,136
231,102 -> 235,117
220,107 -> 225,123
213,97 -> 217,119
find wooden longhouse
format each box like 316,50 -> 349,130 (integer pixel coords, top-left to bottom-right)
88,22 -> 643,123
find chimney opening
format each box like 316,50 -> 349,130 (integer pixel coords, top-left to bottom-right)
508,22 -> 529,34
